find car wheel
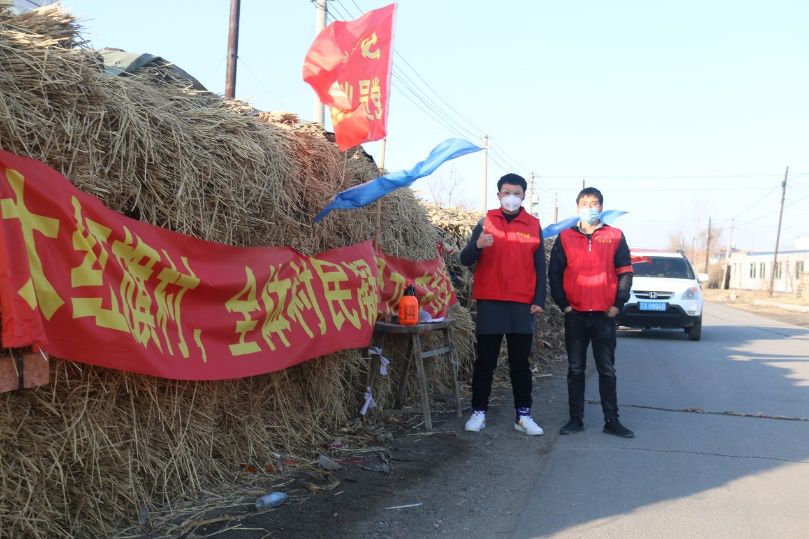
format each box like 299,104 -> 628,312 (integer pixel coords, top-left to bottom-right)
687,317 -> 702,341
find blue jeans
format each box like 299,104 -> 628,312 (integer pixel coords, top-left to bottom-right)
564,311 -> 619,421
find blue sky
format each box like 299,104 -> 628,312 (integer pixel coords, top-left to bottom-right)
62,0 -> 809,252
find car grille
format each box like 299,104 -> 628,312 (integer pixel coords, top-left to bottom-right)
633,290 -> 673,300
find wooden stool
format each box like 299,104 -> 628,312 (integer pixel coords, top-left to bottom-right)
367,319 -> 462,432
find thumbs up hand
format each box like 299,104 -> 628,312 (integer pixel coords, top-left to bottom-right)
476,228 -> 494,249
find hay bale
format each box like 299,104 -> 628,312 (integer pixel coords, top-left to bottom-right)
0,6 -> 468,538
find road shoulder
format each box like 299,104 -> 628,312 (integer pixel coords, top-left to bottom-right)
222,358 -> 571,538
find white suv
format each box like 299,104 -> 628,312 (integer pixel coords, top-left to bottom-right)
617,250 -> 709,341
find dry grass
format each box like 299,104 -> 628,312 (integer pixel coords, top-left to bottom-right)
703,288 -> 809,306
0,6 -> 471,538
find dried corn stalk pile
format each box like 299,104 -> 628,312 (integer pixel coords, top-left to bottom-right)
0,6 -> 475,537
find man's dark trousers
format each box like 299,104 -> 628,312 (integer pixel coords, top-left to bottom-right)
564,311 -> 619,421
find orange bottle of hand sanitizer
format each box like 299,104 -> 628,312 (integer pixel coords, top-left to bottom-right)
398,283 -> 419,325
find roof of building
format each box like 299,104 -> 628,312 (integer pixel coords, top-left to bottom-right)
630,249 -> 686,258
731,249 -> 809,257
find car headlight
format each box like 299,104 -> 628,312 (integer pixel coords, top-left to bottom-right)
682,286 -> 700,300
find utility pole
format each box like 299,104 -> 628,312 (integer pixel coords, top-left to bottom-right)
224,0 -> 241,99
703,216 -> 712,274
482,134 -> 489,211
529,171 -> 536,216
721,219 -> 735,290
313,0 -> 328,124
768,166 -> 789,296
553,192 -> 559,223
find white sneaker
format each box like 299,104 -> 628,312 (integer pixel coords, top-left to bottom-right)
464,411 -> 486,432
514,415 -> 544,436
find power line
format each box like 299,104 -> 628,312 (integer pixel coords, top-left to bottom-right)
239,58 -> 290,110
327,0 -> 532,177
389,75 -> 469,136
731,184 -> 781,220
200,56 -> 227,86
488,140 -> 530,174
389,72 -> 479,139
489,139 -> 530,172
335,0 -> 485,138
325,1 -> 353,23
785,192 -> 809,209
537,185 -> 779,193
534,173 -> 806,180
393,52 -> 484,136
326,4 -> 480,141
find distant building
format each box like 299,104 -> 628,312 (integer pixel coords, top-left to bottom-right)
728,250 -> 809,293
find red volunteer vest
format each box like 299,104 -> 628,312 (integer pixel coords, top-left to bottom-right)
472,208 -> 541,304
559,225 -> 629,312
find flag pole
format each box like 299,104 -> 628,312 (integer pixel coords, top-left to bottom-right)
313,0 -> 327,124
373,138 -> 387,247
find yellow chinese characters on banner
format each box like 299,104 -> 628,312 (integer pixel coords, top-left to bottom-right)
0,150 -> 456,381
0,168 -> 63,320
70,195 -> 203,360
375,253 -> 457,319
225,257 -> 378,358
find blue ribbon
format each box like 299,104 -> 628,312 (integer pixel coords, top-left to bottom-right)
314,138 -> 482,222
542,209 -> 627,239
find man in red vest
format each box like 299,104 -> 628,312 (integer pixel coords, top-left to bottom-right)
549,187 -> 635,438
460,174 -> 546,436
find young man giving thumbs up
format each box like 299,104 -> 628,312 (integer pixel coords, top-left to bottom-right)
460,174 -> 547,435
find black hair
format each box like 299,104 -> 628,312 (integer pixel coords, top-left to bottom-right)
497,173 -> 527,192
576,187 -> 603,205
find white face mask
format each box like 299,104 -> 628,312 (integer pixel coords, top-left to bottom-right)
500,194 -> 522,212
578,207 -> 601,225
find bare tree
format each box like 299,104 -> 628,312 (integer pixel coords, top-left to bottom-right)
426,167 -> 472,208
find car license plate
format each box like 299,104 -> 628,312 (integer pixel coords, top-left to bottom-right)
639,301 -> 667,312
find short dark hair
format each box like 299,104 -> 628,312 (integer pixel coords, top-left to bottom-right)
497,173 -> 527,192
576,187 -> 603,205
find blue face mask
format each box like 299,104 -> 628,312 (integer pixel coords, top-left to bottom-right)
578,207 -> 601,225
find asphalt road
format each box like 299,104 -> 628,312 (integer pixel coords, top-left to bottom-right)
513,302 -> 809,538
209,302 -> 808,538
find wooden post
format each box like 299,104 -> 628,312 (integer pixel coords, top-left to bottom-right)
373,138 -> 387,247
224,0 -> 241,99
769,166 -> 789,296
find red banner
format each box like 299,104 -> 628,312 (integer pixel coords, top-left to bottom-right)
0,150 -> 455,380
302,4 -> 395,150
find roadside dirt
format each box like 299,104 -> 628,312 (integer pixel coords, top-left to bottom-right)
703,290 -> 809,328
172,357 -> 571,538
127,295 -> 806,538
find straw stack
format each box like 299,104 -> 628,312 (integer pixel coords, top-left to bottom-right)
0,6 -> 476,537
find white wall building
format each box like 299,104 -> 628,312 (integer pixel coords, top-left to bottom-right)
728,250 -> 809,293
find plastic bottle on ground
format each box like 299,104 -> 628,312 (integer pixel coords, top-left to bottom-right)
255,491 -> 288,509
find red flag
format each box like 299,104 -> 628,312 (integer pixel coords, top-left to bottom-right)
303,4 -> 395,150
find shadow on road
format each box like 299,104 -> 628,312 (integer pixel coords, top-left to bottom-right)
516,304 -> 809,537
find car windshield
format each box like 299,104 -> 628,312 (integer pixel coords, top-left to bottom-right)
631,256 -> 695,279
